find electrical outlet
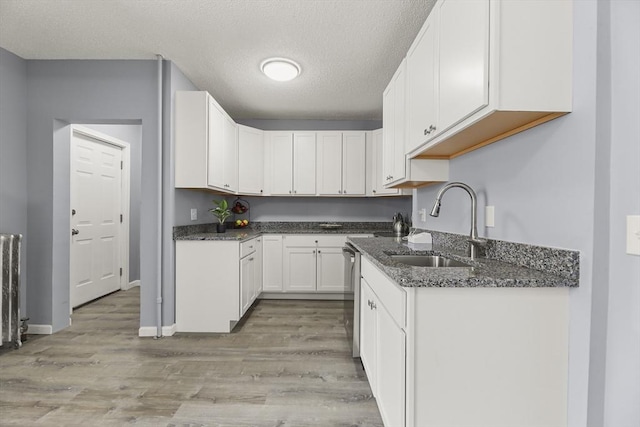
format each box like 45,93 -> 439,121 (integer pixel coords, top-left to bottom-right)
485,206 -> 495,227
190,208 -> 197,221
419,208 -> 427,222
627,215 -> 640,255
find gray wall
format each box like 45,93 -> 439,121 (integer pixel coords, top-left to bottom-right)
412,2 -> 640,425
240,196 -> 410,222
163,62 -> 205,326
83,123 -> 142,282
602,0 -> 640,425
25,59 -> 160,331
0,48 -> 28,313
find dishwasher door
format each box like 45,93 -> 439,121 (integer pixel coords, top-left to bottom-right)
342,243 -> 361,358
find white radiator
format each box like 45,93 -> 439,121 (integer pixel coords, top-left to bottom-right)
1,233 -> 22,348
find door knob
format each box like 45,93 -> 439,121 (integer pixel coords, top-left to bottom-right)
71,229 -> 79,236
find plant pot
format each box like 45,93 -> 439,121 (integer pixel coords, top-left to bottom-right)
216,223 -> 227,233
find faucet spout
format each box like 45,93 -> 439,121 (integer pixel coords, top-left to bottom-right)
429,182 -> 485,259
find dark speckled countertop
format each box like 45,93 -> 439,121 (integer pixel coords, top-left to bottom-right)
348,233 -> 579,288
173,221 -> 393,242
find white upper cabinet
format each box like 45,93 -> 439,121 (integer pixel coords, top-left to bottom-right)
293,132 -> 317,195
369,129 -> 403,196
267,131 -> 316,196
405,0 -> 572,159
268,132 -> 294,195
316,132 -> 343,195
382,60 -> 407,186
175,91 -> 237,194
238,125 -> 264,195
341,132 -> 367,195
317,131 -> 366,196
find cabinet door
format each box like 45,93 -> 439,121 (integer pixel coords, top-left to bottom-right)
342,132 -> 366,196
371,129 -> 399,196
316,247 -> 347,292
238,125 -> 264,195
270,132 -> 293,195
223,116 -> 238,192
240,255 -> 255,316
283,247 -> 316,292
376,300 -> 406,427
392,60 -> 407,182
438,0 -> 489,133
360,279 -> 377,394
207,98 -> 226,189
263,235 -> 283,291
316,132 -> 343,196
253,237 -> 263,300
382,82 -> 395,185
293,132 -> 317,195
406,12 -> 438,153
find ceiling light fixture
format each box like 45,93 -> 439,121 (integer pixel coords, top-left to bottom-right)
260,58 -> 301,82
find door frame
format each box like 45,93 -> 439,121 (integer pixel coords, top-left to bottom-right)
69,124 -> 132,303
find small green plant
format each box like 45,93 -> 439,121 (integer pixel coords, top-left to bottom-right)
209,199 -> 231,224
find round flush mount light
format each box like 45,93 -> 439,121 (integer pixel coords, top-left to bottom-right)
260,57 -> 301,82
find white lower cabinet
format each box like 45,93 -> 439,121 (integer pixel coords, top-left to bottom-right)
360,263 -> 406,427
262,235 -> 284,291
282,235 -> 350,293
360,257 -> 569,427
176,237 -> 261,333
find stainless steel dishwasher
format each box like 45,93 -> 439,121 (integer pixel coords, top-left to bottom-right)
342,242 -> 361,358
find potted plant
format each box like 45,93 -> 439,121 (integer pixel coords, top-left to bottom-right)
209,199 -> 231,233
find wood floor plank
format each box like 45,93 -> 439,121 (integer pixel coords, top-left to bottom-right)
0,287 -> 382,426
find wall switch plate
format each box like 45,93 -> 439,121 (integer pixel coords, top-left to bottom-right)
485,206 -> 495,227
419,208 -> 427,222
190,208 -> 197,221
627,215 -> 640,255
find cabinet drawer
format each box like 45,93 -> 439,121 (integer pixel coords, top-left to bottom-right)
283,235 -> 316,247
240,238 -> 258,258
361,258 -> 406,328
316,235 -> 347,247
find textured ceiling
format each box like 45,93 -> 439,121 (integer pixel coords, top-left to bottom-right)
0,0 -> 435,120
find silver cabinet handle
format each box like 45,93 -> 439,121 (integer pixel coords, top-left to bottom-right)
71,229 -> 79,236
249,257 -> 254,261
318,250 -> 322,254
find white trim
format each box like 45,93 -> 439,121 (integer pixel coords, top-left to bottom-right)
259,292 -> 349,300
138,324 -> 176,337
69,125 -> 132,305
162,324 -> 177,337
122,280 -> 140,291
138,326 -> 158,337
28,324 -> 53,335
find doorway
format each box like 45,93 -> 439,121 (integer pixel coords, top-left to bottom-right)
69,125 -> 131,309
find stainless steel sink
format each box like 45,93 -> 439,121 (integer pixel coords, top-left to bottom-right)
390,254 -> 470,267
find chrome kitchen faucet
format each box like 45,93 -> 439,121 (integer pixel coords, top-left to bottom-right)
430,182 -> 487,260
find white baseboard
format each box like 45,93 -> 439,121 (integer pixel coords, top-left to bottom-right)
259,292 -> 349,300
122,279 -> 140,291
138,323 -> 176,337
28,324 -> 53,335
162,323 -> 177,337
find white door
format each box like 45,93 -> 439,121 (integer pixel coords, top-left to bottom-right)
292,132 -> 317,195
270,132 -> 294,195
238,125 -> 264,195
70,130 -> 123,308
283,247 -> 316,292
342,132 -> 367,195
316,247 -> 347,292
316,131 -> 343,195
207,97 -> 226,189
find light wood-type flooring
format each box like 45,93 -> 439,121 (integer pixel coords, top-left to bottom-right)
0,287 -> 383,426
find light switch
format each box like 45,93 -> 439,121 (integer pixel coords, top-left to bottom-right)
627,215 -> 640,255
485,206 -> 495,227
190,208 -> 197,221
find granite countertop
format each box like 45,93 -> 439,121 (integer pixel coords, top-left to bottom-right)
174,222 -> 394,241
348,235 -> 580,288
